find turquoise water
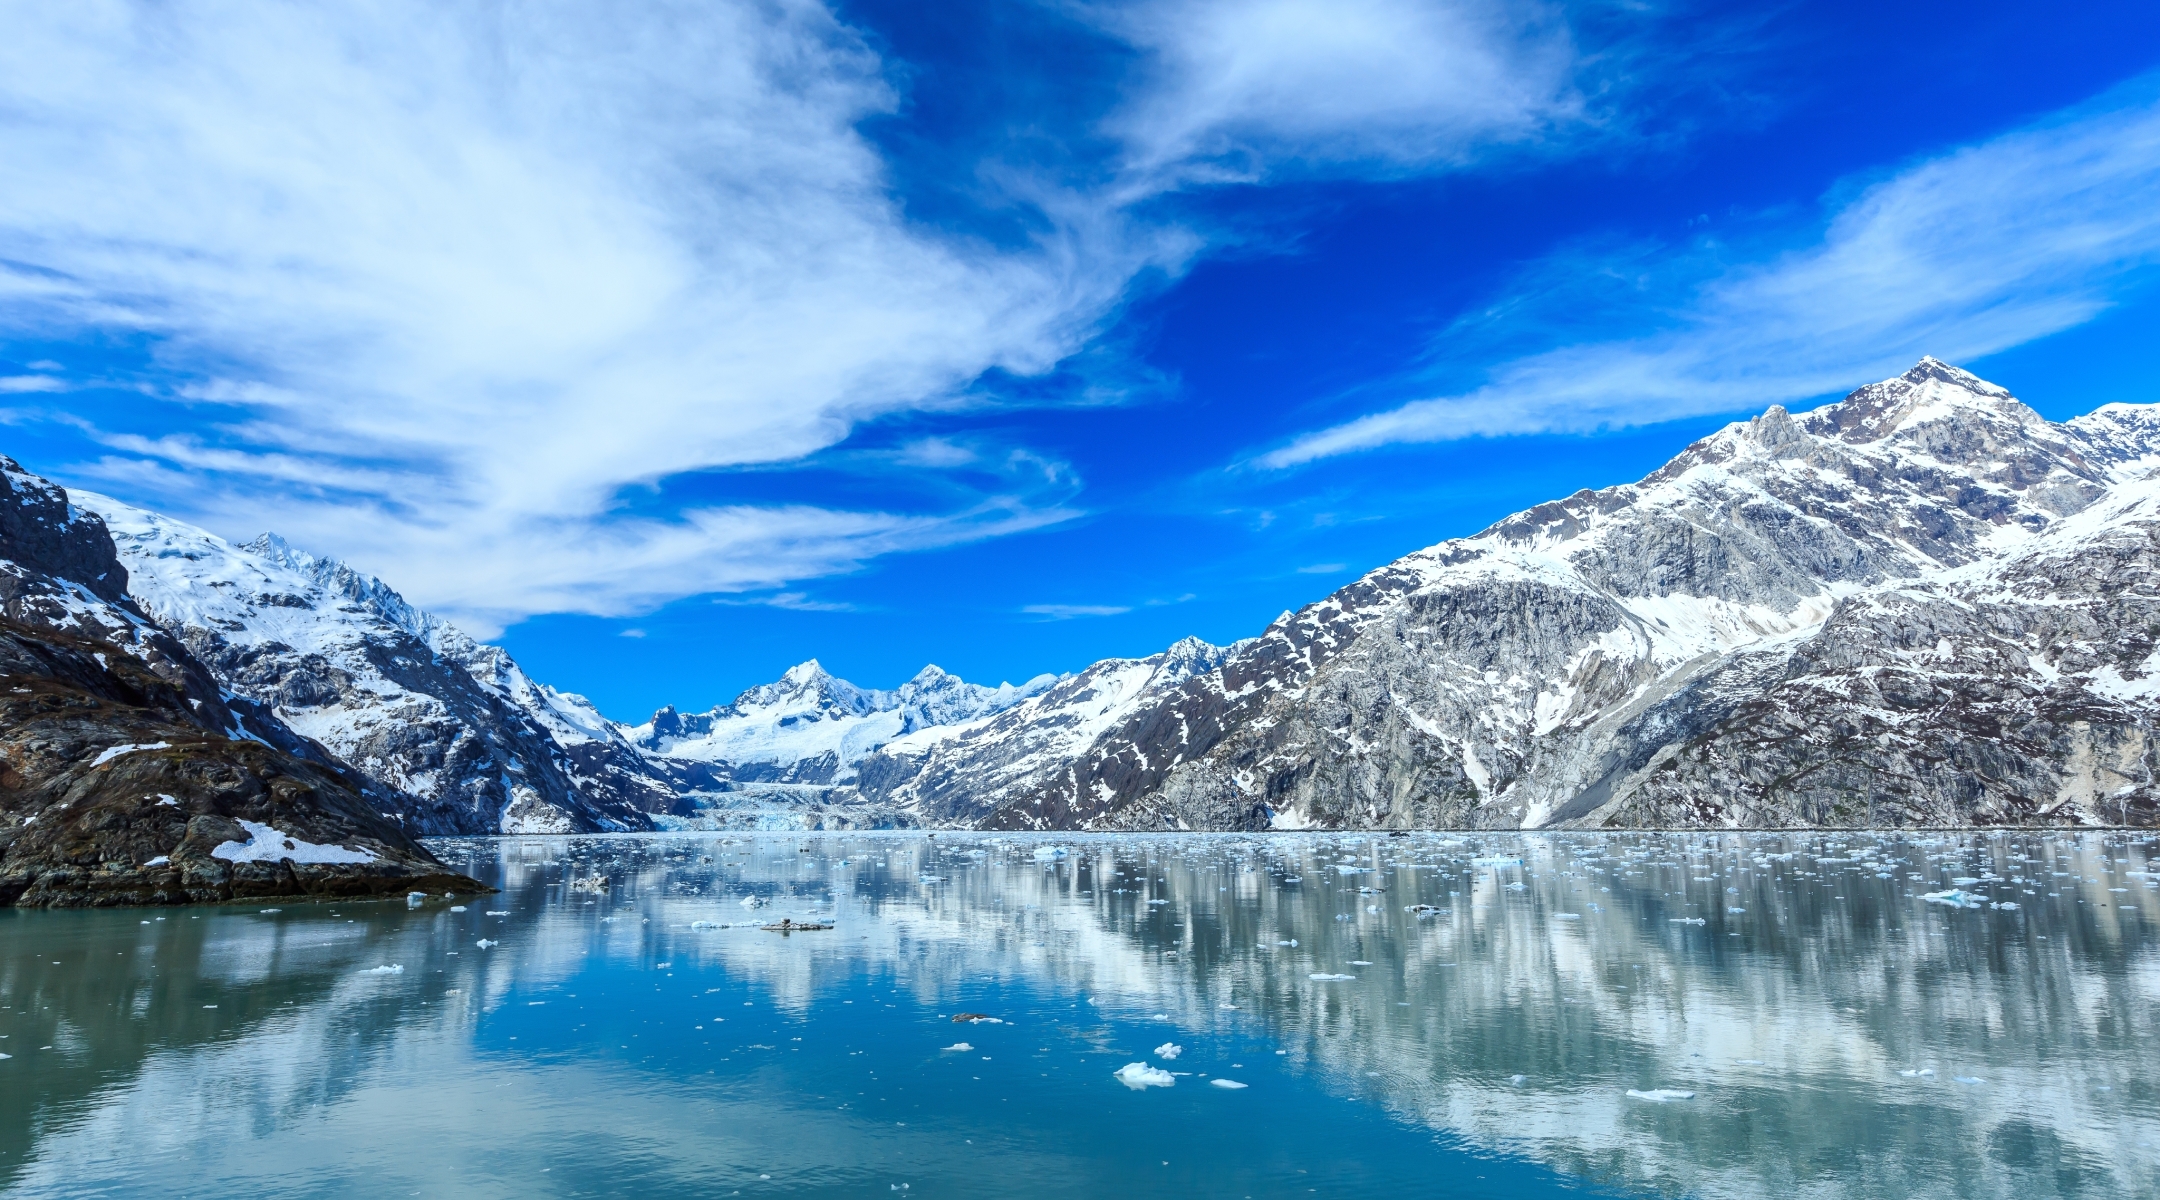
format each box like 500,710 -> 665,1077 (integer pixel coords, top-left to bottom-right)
2,831 -> 2155,1198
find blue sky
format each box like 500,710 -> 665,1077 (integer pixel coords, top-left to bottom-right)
4,0 -> 2159,720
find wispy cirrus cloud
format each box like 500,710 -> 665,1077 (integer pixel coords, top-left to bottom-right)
0,0 -> 1156,628
1257,77 -> 2160,466
1093,0 -> 1585,188
0,0 -> 1636,630
1021,603 -> 1135,619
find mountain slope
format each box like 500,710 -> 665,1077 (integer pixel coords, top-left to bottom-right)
0,458 -> 476,905
79,497 -> 688,835
856,360 -> 2160,830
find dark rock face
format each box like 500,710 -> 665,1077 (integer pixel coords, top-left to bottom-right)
855,361 -> 2160,831
0,457 -> 479,906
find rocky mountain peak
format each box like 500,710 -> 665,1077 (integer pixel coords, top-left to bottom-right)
1802,355 -> 2040,445
0,455 -> 130,606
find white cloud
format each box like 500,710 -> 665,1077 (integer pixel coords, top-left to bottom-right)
1296,562 -> 1347,574
1021,603 -> 1134,619
1258,79 -> 2160,466
0,375 -> 64,393
0,0 -> 1159,626
1095,0 -> 1584,187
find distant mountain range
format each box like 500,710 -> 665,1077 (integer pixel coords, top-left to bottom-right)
14,358 -> 2159,844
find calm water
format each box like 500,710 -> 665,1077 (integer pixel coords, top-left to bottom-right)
2,831 -> 2155,1198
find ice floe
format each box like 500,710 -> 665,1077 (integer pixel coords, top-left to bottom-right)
1114,1063 -> 1175,1089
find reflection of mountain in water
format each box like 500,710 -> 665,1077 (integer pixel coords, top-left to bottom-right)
4,832 -> 2153,1198
499,831 -> 2156,1199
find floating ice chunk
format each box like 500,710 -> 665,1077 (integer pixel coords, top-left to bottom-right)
1335,865 -> 1363,875
475,940 -> 498,949
449,906 -> 467,913
1033,846 -> 1071,861
1952,877 -> 1981,885
1471,856 -> 1522,868
213,819 -> 377,865
1509,1074 -> 1526,1086
1726,907 -> 1746,914
942,1043 -> 973,1052
1923,889 -> 1986,908
1626,1089 -> 1695,1102
486,910 -> 509,916
0,1052 -> 9,1060
952,1014 -> 1004,1024
1405,905 -> 1445,916
1898,1068 -> 1935,1078
1553,913 -> 1581,921
406,892 -> 426,907
1147,899 -> 1170,905
1114,1062 -> 1175,1089
1954,1076 -> 1987,1085
1155,1043 -> 1181,1060
1209,1078 -> 1247,1089
1309,973 -> 1357,981
691,921 -> 721,930
1669,917 -> 1706,925
740,895 -> 766,909
1991,901 -> 2020,911
1348,960 -> 1373,966
362,965 -> 404,975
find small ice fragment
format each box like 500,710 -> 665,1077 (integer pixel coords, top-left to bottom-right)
691,921 -> 720,930
1114,1062 -> 1175,1089
740,896 -> 766,909
486,910 -> 509,916
259,908 -> 281,914
449,905 -> 467,913
1554,913 -> 1581,920
1669,918 -> 1706,925
1155,1043 -> 1181,1060
1309,973 -> 1357,981
1471,856 -> 1522,867
406,892 -> 426,907
942,1043 -> 973,1052
1923,889 -> 1985,908
1209,1078 -> 1247,1089
1954,1076 -> 1987,1085
362,964 -> 404,975
1348,960 -> 1373,966
476,939 -> 498,949
1626,1088 -> 1695,1102
1726,906 -> 1746,914
1032,846 -> 1071,861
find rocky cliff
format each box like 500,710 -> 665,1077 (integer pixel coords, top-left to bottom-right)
0,458 -> 478,906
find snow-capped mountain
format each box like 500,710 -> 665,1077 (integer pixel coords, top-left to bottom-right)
0,457 -> 471,905
625,660 -> 1060,785
80,495 -> 689,835
851,360 -> 2160,830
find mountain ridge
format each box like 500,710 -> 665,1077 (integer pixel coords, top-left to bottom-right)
49,357 -> 2160,833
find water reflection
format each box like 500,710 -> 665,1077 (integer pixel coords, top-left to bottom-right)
2,831 -> 2154,1198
